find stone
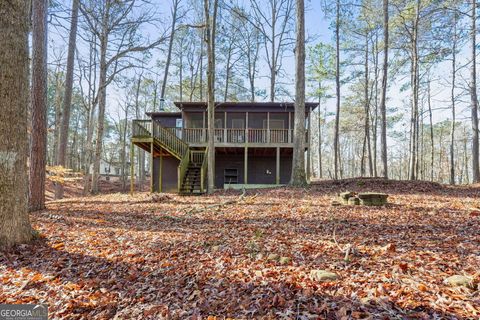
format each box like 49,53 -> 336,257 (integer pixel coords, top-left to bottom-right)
444,275 -> 473,288
358,192 -> 388,206
339,191 -> 355,200
267,253 -> 279,261
279,257 -> 291,265
309,269 -> 338,282
348,197 -> 360,205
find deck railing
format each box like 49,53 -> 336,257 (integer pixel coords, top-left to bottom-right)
134,121 -> 303,146
132,120 -> 152,137
190,150 -> 205,164
184,128 -> 205,143
168,128 -> 298,144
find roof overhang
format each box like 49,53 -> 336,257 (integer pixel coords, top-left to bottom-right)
174,101 -> 319,111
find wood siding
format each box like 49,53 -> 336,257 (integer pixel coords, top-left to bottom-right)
153,154 -> 179,192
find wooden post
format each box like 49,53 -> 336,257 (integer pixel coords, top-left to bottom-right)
224,111 -> 227,142
267,112 -> 270,143
276,147 -> 280,184
307,109 -> 311,181
130,142 -> 135,195
159,154 -> 163,192
150,142 -> 154,192
244,147 -> 248,184
245,111 -> 249,143
203,111 -> 206,142
288,112 -> 291,143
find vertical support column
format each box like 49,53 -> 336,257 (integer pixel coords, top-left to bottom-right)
203,111 -> 206,142
159,154 -> 163,192
288,112 -> 292,143
276,147 -> 280,184
224,111 -> 227,143
244,147 -> 248,184
130,142 -> 135,195
150,142 -> 154,193
267,112 -> 270,143
245,112 -> 249,143
307,109 -> 312,181
181,110 -> 185,139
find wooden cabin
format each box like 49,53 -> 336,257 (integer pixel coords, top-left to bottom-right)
131,101 -> 318,194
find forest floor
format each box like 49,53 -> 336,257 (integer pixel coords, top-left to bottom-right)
1,178 -> 479,319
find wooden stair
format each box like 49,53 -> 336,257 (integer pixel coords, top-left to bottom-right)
179,165 -> 202,195
132,120 -> 207,195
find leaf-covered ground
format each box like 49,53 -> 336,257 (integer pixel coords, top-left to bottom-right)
1,179 -> 479,319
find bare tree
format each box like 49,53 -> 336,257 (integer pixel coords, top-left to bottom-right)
0,0 -> 33,247
450,8 -> 458,185
80,0 -> 167,193
470,0 -> 479,183
291,0 -> 307,186
379,0 -> 389,178
333,0 -> 341,180
29,0 -> 48,211
238,0 -> 294,101
55,0 -> 80,199
205,0 -> 218,193
160,0 -> 183,101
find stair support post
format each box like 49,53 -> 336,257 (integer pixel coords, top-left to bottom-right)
150,141 -> 154,193
130,142 -> 135,195
159,154 -> 163,192
244,146 -> 248,184
276,147 -> 280,184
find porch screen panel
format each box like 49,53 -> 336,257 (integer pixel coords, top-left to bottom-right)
248,112 -> 267,143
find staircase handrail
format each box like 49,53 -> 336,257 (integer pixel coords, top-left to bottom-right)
177,149 -> 190,192
151,121 -> 188,159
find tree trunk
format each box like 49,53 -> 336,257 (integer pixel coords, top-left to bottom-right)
83,36 -> 98,195
91,28 -> 109,194
290,0 -> 307,186
471,0 -> 479,183
379,0 -> 389,179
29,0 -> 48,211
55,0 -> 80,199
270,1 -> 276,102
205,0 -> 218,193
160,0 -> 180,100
0,0 -> 33,247
427,79 -> 434,181
408,1 -> 420,181
333,0 -> 341,180
318,84 -> 323,179
224,42 -> 233,102
450,12 -> 457,185
363,33 -> 373,177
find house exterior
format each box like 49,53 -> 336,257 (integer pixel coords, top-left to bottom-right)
89,159 -> 121,181
131,101 -> 318,194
